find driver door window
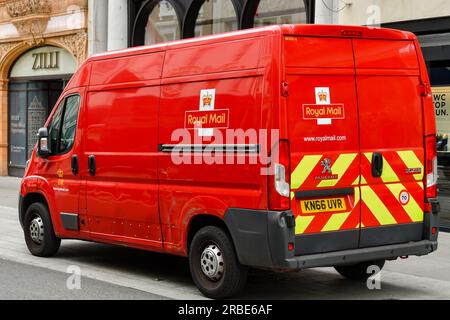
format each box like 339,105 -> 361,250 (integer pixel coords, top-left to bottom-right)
47,95 -> 80,155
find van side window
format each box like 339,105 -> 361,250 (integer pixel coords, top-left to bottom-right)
48,102 -> 64,154
60,95 -> 81,153
47,94 -> 80,155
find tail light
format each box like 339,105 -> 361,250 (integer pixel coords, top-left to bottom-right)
269,140 -> 291,211
425,135 -> 438,199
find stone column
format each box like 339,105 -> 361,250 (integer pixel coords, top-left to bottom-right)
315,0 -> 338,24
107,0 -> 129,51
88,0 -> 109,56
0,79 -> 8,176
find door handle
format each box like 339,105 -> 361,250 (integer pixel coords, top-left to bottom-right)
372,152 -> 383,178
88,155 -> 96,176
71,154 -> 78,175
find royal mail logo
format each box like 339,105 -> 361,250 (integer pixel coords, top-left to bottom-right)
56,169 -> 64,178
302,87 -> 345,125
315,87 -> 331,105
185,109 -> 230,129
200,89 -> 215,111
317,90 -> 328,103
202,92 -> 213,108
303,104 -> 345,120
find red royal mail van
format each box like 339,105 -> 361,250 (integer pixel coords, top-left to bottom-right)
19,24 -> 440,299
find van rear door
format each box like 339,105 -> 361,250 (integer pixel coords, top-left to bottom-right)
354,39 -> 425,247
285,36 -> 361,255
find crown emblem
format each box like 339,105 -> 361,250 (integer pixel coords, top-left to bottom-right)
56,169 -> 64,178
318,91 -> 328,102
202,93 -> 212,107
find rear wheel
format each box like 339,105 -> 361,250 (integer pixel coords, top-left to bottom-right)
335,260 -> 385,281
23,202 -> 61,257
189,226 -> 248,299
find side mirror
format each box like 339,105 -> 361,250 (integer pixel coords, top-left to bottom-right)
37,127 -> 50,158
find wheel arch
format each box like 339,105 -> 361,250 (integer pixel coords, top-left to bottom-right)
19,192 -> 50,229
186,214 -> 231,255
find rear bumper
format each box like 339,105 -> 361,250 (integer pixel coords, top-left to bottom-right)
224,201 -> 440,271
283,240 -> 437,270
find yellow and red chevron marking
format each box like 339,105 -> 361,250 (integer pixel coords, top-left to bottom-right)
360,149 -> 424,228
361,150 -> 424,185
291,152 -> 359,190
291,150 -> 425,235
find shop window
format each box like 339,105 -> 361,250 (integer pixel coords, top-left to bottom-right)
144,0 -> 180,45
431,62 -> 450,155
194,0 -> 238,37
431,60 -> 450,229
253,0 -> 307,27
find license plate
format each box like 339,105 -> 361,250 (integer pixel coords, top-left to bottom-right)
300,197 -> 347,214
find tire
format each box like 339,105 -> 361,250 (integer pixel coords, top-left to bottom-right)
189,226 -> 248,299
335,260 -> 385,281
23,202 -> 61,257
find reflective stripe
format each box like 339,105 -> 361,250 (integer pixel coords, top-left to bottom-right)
361,175 -> 367,185
381,158 -> 400,183
321,188 -> 360,232
361,185 -> 397,225
295,215 -> 315,235
291,155 -> 322,189
385,183 -> 424,222
397,150 -> 424,181
321,212 -> 351,232
317,153 -> 358,188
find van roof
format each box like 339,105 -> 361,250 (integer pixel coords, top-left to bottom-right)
87,24 -> 416,62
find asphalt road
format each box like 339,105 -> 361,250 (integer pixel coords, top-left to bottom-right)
0,258 -> 166,300
1,177 -> 450,300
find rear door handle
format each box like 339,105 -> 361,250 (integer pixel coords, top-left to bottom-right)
88,155 -> 96,176
71,154 -> 78,175
372,152 -> 383,178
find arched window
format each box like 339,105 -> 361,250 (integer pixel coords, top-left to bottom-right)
143,0 -> 180,45
253,0 -> 307,27
194,0 -> 238,37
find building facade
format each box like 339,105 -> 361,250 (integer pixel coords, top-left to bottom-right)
0,0 -> 88,177
88,0 -> 318,54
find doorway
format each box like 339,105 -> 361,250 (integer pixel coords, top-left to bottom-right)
8,79 -> 66,177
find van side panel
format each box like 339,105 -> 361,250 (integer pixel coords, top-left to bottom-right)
90,52 -> 165,85
84,86 -> 162,247
162,38 -> 261,78
159,38 -> 268,253
354,39 -> 425,247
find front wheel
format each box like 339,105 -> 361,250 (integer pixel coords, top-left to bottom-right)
189,226 -> 248,299
335,260 -> 385,281
23,202 -> 61,257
